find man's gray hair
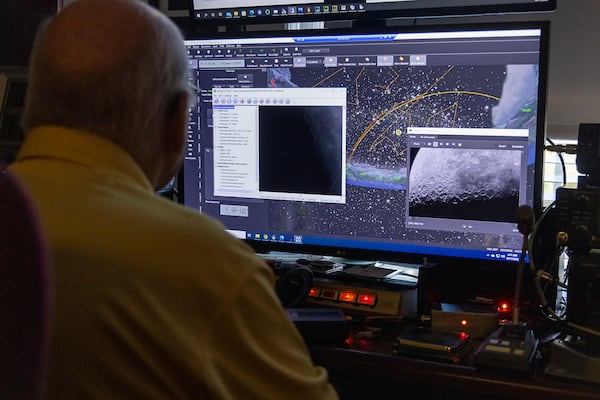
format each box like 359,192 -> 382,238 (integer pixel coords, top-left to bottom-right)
22,6 -> 190,160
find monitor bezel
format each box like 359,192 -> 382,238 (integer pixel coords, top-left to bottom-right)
179,20 -> 550,267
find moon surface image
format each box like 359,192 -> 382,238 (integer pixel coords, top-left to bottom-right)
408,148 -> 521,223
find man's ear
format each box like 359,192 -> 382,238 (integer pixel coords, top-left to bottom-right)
163,91 -> 189,154
152,91 -> 188,190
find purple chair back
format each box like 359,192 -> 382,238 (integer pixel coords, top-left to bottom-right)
0,165 -> 51,399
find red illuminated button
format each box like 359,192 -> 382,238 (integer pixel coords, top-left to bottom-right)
357,293 -> 376,306
308,287 -> 320,298
339,291 -> 357,303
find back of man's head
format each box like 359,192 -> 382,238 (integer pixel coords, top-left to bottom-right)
22,0 -> 189,161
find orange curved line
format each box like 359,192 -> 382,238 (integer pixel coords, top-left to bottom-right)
348,90 -> 501,162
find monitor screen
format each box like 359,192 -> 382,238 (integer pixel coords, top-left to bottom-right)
190,0 -> 555,26
180,22 -> 548,265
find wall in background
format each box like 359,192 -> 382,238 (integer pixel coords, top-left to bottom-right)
535,0 -> 600,141
409,0 -> 600,141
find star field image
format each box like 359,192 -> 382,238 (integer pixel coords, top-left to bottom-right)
265,64 -> 539,251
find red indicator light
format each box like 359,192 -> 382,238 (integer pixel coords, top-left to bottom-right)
357,294 -> 376,306
339,292 -> 356,303
499,302 -> 510,312
308,287 -> 320,298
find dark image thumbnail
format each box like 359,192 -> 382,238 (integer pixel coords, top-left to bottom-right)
259,105 -> 343,196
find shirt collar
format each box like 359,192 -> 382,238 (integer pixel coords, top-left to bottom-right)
16,126 -> 154,192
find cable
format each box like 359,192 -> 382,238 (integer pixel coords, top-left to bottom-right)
545,138 -> 568,185
544,144 -> 578,155
527,202 -> 600,338
527,202 -> 564,321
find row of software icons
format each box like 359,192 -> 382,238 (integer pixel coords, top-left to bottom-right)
247,232 -> 303,244
196,4 -> 366,19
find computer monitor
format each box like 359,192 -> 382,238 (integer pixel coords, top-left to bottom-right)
189,0 -> 555,27
180,22 -> 548,265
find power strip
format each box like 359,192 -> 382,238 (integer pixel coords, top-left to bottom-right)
304,278 -> 417,317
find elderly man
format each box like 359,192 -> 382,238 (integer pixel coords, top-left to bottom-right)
10,0 -> 338,398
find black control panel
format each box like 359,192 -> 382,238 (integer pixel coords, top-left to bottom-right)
555,123 -> 600,252
556,185 -> 600,251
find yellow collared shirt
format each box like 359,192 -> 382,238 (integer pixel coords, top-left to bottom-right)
10,126 -> 337,400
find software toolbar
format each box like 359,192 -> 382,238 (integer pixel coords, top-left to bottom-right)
193,3 -> 366,21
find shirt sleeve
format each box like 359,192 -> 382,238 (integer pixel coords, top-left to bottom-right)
204,265 -> 339,400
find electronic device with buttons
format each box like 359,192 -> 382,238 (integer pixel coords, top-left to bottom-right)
555,123 -> 600,252
305,277 -> 417,317
474,323 -> 539,373
554,123 -> 600,333
261,253 -> 420,317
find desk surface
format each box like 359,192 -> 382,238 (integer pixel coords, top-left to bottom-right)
309,319 -> 600,400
